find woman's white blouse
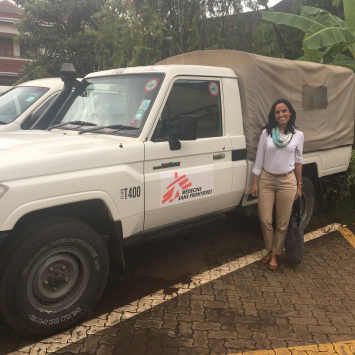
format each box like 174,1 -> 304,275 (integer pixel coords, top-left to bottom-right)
252,129 -> 304,176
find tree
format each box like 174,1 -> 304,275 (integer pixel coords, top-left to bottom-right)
261,0 -> 355,71
15,0 -> 104,83
90,0 -> 258,70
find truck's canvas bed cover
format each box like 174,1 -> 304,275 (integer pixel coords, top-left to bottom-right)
156,50 -> 355,160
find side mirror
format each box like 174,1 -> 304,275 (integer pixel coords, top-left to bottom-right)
169,115 -> 197,151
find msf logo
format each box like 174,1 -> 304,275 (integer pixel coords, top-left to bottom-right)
162,172 -> 192,204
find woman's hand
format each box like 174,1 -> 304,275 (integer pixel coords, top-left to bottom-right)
295,185 -> 302,200
252,183 -> 258,197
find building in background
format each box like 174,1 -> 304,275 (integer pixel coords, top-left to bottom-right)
0,0 -> 34,86
272,0 -> 293,13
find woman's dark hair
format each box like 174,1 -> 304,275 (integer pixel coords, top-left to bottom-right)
263,98 -> 296,136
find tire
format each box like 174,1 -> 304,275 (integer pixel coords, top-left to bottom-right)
299,176 -> 315,229
0,217 -> 109,337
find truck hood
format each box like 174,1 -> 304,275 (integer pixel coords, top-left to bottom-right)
0,131 -> 144,182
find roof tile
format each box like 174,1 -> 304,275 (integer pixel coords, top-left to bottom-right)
0,58 -> 28,73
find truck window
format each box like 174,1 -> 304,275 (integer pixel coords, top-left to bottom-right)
55,74 -> 164,137
0,86 -> 49,124
21,93 -> 60,130
152,79 -> 222,142
302,84 -> 327,110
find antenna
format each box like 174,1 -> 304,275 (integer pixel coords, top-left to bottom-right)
177,0 -> 185,64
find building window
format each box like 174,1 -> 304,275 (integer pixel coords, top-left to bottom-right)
20,45 -> 36,57
0,38 -> 14,57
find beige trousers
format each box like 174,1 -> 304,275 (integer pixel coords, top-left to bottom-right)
258,170 -> 297,255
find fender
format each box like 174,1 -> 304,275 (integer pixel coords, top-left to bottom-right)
1,191 -> 120,231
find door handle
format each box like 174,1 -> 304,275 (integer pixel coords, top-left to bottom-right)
153,162 -> 180,170
213,153 -> 225,160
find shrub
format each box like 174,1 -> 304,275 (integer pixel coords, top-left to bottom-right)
322,149 -> 355,206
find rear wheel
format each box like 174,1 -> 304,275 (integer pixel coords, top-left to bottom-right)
0,217 -> 109,337
299,176 -> 315,229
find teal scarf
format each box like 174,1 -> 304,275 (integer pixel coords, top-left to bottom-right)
272,127 -> 293,148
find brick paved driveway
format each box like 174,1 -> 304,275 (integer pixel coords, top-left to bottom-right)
2,214 -> 355,355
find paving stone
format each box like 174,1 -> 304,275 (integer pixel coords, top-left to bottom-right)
177,321 -> 193,337
192,322 -> 221,331
162,337 -> 194,348
178,313 -> 205,323
178,348 -> 210,355
68,326 -> 89,343
190,301 -> 204,314
207,330 -> 238,340
209,338 -> 226,354
29,343 -> 49,355
134,319 -> 163,329
224,338 -> 256,350
100,335 -> 117,346
47,343 -> 83,353
96,344 -> 114,355
163,313 -> 178,329
287,318 -> 317,326
80,335 -> 101,354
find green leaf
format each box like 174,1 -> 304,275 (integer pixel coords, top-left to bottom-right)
302,32 -> 320,62
343,0 -> 355,31
333,53 -> 353,61
304,48 -> 320,62
261,11 -> 326,34
301,6 -> 346,28
333,59 -> 355,65
345,63 -> 355,72
304,27 -> 355,49
296,56 -> 308,61
320,43 -> 344,62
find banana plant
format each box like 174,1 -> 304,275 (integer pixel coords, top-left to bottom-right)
261,0 -> 355,71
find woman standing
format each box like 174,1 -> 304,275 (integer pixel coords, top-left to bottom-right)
252,99 -> 304,270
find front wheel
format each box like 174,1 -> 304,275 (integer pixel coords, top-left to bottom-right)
0,217 -> 109,337
299,176 -> 315,229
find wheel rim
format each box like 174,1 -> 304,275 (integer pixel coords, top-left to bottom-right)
27,247 -> 90,313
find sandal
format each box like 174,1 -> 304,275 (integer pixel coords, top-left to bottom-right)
268,255 -> 278,270
261,253 -> 271,264
268,262 -> 278,270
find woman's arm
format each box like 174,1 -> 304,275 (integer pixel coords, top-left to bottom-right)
252,174 -> 258,196
295,163 -> 302,199
294,132 -> 304,200
251,130 -> 267,197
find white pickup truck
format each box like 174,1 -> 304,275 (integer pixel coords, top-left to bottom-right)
0,50 -> 354,336
0,78 -> 64,132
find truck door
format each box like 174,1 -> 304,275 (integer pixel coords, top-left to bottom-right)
144,77 -> 235,230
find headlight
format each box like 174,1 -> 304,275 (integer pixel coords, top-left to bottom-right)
0,184 -> 9,199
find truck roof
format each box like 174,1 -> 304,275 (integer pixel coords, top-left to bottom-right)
18,77 -> 64,90
85,65 -> 236,79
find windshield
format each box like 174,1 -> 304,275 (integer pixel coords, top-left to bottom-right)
0,86 -> 49,124
54,74 -> 164,136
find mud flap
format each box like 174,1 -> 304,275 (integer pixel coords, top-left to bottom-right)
109,221 -> 125,269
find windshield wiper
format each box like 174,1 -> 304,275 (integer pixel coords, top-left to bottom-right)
47,121 -> 97,131
78,124 -> 139,135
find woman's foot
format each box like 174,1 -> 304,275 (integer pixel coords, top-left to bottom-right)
261,252 -> 272,264
268,254 -> 278,270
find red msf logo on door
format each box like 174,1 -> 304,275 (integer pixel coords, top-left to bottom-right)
162,172 -> 192,204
